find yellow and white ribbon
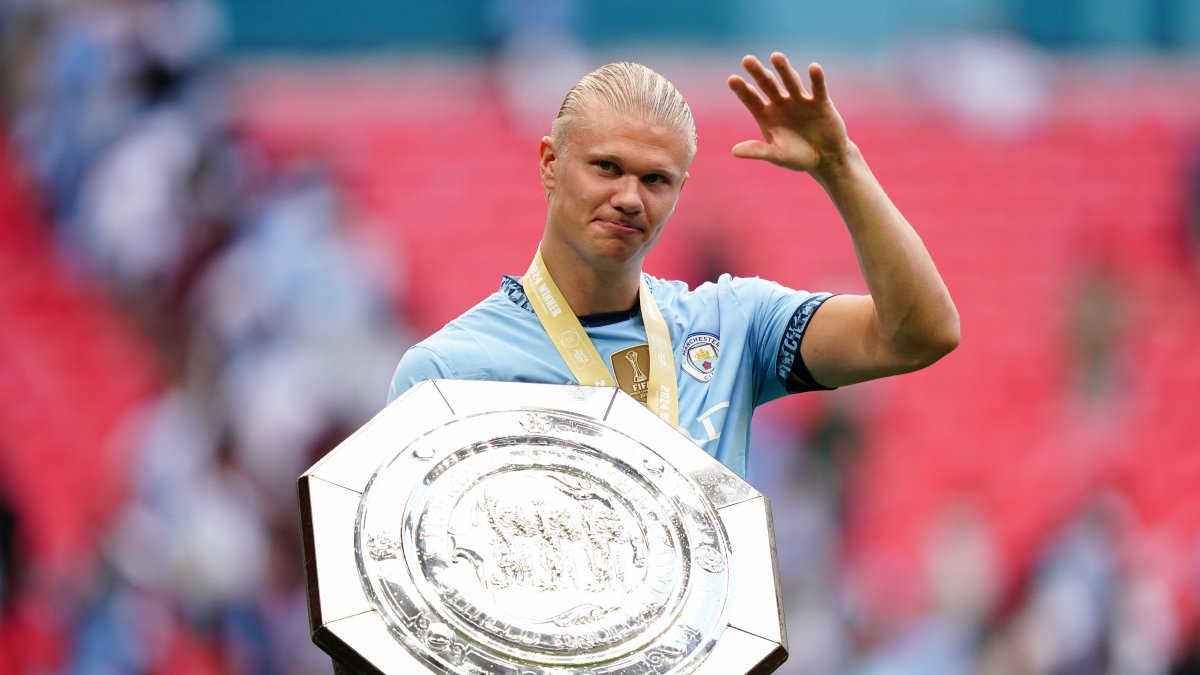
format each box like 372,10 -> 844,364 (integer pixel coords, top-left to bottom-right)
522,248 -> 679,427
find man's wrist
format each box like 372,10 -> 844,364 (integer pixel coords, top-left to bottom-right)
811,141 -> 862,185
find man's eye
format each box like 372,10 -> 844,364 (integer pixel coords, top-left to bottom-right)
644,174 -> 667,185
596,161 -> 616,173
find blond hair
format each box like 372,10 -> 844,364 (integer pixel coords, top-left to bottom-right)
551,62 -> 696,162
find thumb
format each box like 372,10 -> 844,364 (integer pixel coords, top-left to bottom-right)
731,140 -> 773,161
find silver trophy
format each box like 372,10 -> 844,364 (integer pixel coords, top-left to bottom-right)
298,379 -> 788,674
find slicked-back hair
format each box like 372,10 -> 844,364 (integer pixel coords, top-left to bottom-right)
551,62 -> 697,163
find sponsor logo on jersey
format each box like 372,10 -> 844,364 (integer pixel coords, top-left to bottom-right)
681,333 -> 719,383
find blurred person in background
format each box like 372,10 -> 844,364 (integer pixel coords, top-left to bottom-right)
0,1 -> 411,671
389,51 -> 960,478
486,0 -> 588,140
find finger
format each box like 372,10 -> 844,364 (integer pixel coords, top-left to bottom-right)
742,54 -> 785,102
731,140 -> 773,162
727,75 -> 766,114
809,62 -> 830,102
770,52 -> 809,100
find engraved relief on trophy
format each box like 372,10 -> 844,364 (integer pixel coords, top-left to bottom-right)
366,532 -> 401,561
414,449 -> 684,655
519,412 -> 553,434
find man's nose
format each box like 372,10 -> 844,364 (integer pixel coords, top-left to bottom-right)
611,176 -> 643,214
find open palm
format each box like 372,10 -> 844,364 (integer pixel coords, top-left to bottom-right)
727,52 -> 851,175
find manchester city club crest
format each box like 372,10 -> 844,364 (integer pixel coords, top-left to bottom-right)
682,333 -> 720,383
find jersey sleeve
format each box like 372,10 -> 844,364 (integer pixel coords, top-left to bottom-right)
774,292 -> 836,394
722,276 -> 834,405
387,345 -> 456,404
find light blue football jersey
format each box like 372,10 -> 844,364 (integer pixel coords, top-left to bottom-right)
389,274 -> 832,478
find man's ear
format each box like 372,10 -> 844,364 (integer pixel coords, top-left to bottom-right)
679,171 -> 689,194
539,136 -> 557,191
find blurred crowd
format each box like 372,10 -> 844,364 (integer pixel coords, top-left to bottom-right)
751,406 -> 1200,675
1,0 -> 409,672
1,1 -> 1200,675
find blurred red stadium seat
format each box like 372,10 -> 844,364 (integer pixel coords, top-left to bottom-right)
0,142 -> 160,575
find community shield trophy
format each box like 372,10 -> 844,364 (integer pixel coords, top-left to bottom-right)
298,379 -> 788,674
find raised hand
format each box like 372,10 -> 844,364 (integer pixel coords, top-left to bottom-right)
727,52 -> 851,176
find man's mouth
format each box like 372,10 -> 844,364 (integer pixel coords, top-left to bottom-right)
594,218 -> 642,233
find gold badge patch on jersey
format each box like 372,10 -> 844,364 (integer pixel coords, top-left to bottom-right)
610,344 -> 651,403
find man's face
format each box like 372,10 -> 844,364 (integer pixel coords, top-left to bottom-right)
539,105 -> 691,273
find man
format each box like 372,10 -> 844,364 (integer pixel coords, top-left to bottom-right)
388,52 -> 959,478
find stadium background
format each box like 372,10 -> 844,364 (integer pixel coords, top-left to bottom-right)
1,0 -> 1199,672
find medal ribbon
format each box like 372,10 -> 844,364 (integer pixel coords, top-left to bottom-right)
521,248 -> 679,427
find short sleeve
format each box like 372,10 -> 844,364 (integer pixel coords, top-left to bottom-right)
387,345 -> 455,404
775,293 -> 836,394
719,276 -> 833,405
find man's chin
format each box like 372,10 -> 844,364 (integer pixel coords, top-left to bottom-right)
589,244 -> 652,272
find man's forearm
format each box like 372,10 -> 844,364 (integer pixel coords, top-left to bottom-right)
813,144 -> 960,363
